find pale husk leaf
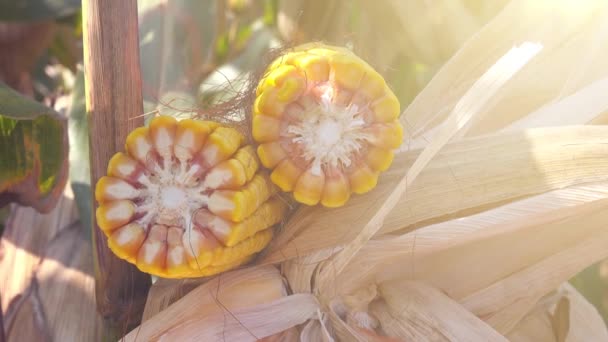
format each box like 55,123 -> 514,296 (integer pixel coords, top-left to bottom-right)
324,183 -> 608,336
0,186 -> 102,341
336,182 -> 608,295
150,294 -> 318,342
402,0 -> 608,142
141,277 -> 208,322
124,266 -> 319,342
314,41 -> 541,297
124,266 -> 286,341
370,281 -> 506,341
507,283 -> 608,342
460,203 -> 608,333
501,76 -> 608,132
264,126 -> 608,265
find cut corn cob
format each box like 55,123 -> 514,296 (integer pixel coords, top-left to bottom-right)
252,43 -> 403,207
95,116 -> 286,278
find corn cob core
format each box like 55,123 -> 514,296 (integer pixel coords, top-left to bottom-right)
252,43 -> 403,207
95,116 -> 287,278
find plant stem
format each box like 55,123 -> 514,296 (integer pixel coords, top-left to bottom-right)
82,0 -> 151,339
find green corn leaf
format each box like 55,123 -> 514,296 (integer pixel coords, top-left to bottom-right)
0,82 -> 69,213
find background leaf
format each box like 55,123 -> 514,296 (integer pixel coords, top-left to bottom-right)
67,70 -> 90,237
0,82 -> 68,213
0,0 -> 80,21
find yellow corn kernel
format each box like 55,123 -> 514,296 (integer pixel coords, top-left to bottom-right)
321,170 -> 350,208
364,121 -> 404,150
165,248 -> 191,277
233,145 -> 259,181
165,226 -> 191,277
279,76 -> 306,103
262,52 -> 306,88
291,54 -> 330,82
107,223 -> 146,263
191,255 -> 253,277
239,173 -> 276,213
261,65 -> 305,97
199,126 -> 244,167
125,127 -> 153,164
95,176 -> 139,203
266,64 -> 304,93
174,119 -> 213,161
303,44 -> 352,58
195,198 -> 287,247
210,229 -> 273,266
371,92 -> 400,123
349,164 -> 379,194
329,53 -> 368,90
257,142 -> 287,169
293,168 -> 325,206
96,200 -> 136,232
270,159 -> 303,192
254,89 -> 286,118
224,199 -> 286,247
203,159 -> 247,190
208,173 -> 274,222
107,152 -> 142,181
208,189 -> 242,223
365,147 -> 394,172
359,69 -> 388,100
149,115 -> 178,159
252,114 -> 282,142
137,224 -> 168,275
183,228 -> 221,269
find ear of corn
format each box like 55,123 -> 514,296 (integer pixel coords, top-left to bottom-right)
94,115 -> 286,278
252,43 -> 403,207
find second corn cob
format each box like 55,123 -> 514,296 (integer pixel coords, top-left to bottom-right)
252,43 -> 403,207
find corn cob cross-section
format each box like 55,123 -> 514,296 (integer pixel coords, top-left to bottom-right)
253,43 -> 403,207
95,116 -> 287,278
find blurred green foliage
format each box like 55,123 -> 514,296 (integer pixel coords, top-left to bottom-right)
0,0 -> 80,21
0,82 -> 68,211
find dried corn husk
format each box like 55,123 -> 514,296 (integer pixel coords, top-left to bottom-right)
123,265 -> 318,341
133,0 -> 608,340
0,186 -> 102,341
370,282 -> 507,341
404,0 -> 608,141
263,126 -> 608,265
507,283 -> 608,342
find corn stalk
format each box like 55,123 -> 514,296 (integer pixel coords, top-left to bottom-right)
82,0 -> 151,338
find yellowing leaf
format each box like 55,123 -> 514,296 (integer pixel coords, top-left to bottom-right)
0,83 -> 68,213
